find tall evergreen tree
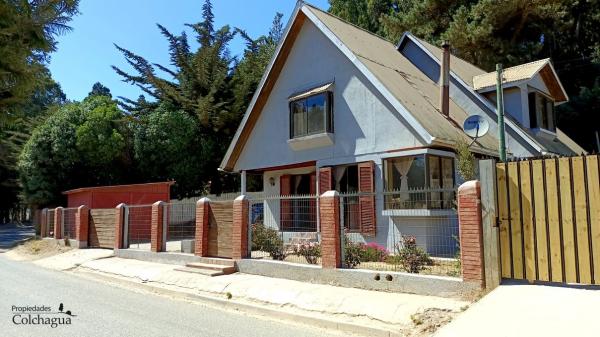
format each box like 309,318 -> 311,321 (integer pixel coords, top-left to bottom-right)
0,0 -> 79,120
231,13 -> 284,117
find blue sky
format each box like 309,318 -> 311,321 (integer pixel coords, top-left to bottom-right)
48,0 -> 329,101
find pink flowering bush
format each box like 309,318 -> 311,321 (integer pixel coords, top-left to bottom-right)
294,242 -> 321,264
358,242 -> 389,262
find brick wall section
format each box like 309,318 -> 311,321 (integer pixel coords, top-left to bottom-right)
54,207 -> 63,240
195,198 -> 210,257
458,180 -> 485,288
320,191 -> 341,268
114,203 -> 126,249
232,195 -> 249,260
75,205 -> 89,248
40,208 -> 48,237
151,201 -> 165,252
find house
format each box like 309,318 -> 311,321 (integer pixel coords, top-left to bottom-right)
219,2 -> 585,254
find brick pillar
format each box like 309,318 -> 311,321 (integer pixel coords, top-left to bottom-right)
151,201 -> 166,252
75,205 -> 89,248
114,203 -> 126,249
320,190 -> 341,268
195,198 -> 210,257
40,208 -> 48,238
232,195 -> 249,260
458,180 -> 485,288
54,207 -> 63,240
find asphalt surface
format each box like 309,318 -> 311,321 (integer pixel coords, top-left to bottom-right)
0,255 -> 347,337
0,224 -> 35,248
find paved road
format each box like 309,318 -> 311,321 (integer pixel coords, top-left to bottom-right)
0,255 -> 347,337
435,282 -> 600,337
0,224 -> 35,249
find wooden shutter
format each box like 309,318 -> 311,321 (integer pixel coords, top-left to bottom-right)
358,161 -> 376,236
318,167 -> 333,195
280,175 -> 291,230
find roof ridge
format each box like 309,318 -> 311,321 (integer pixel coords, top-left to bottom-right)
301,2 -> 397,48
473,58 -> 550,79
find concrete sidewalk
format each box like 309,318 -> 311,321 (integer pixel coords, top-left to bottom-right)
435,283 -> 600,337
29,249 -> 469,335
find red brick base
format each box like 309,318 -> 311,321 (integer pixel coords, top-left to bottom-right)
320,191 -> 341,268
232,195 -> 249,260
75,205 -> 89,248
458,181 -> 485,287
151,201 -> 165,252
114,204 -> 126,249
195,198 -> 210,257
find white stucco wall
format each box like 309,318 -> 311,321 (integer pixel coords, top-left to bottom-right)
234,20 -> 422,172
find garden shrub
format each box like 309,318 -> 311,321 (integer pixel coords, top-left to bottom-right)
358,242 -> 389,262
343,235 -> 361,269
251,223 -> 286,260
394,235 -> 433,273
294,242 -> 321,264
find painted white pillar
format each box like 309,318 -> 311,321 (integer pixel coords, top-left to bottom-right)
240,170 -> 247,195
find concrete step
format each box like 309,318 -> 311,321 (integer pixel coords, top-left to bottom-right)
185,262 -> 236,275
174,266 -> 224,277
194,257 -> 236,267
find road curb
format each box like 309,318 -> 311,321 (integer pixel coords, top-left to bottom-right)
73,269 -> 404,337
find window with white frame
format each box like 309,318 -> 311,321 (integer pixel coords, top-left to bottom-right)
528,91 -> 556,132
383,154 -> 455,209
289,92 -> 333,138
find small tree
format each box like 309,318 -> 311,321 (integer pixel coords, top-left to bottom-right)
396,236 -> 433,273
455,138 -> 476,181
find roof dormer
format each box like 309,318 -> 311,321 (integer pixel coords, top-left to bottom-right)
472,59 -> 568,139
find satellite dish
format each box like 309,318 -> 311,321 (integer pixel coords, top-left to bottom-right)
463,115 -> 489,139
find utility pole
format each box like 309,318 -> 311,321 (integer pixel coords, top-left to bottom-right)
596,131 -> 600,153
496,64 -> 506,162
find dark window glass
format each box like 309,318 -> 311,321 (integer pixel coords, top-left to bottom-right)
289,92 -> 331,138
529,92 -> 556,131
306,94 -> 325,134
528,92 -> 537,128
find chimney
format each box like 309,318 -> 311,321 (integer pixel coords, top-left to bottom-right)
440,40 -> 450,117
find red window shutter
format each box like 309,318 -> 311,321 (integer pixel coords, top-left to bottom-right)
358,161 -> 376,236
318,167 -> 333,195
280,175 -> 292,230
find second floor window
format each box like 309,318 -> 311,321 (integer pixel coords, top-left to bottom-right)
289,92 -> 333,138
528,92 -> 556,132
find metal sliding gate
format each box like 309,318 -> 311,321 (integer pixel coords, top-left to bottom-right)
496,155 -> 600,285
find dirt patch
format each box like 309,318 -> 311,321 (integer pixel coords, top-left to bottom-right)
4,239 -> 72,261
403,308 -> 461,337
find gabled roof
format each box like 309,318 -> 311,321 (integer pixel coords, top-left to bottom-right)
403,34 -> 487,87
220,2 -> 583,171
472,58 -> 568,102
220,3 -> 498,171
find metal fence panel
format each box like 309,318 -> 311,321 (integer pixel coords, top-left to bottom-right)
165,201 -> 196,252
127,205 -> 153,250
249,194 -> 321,265
62,208 -> 78,239
340,191 -> 461,277
46,210 -> 55,238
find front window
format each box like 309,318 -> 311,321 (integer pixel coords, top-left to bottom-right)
528,91 -> 555,132
335,165 -> 360,232
384,154 -> 455,209
289,92 -> 333,138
